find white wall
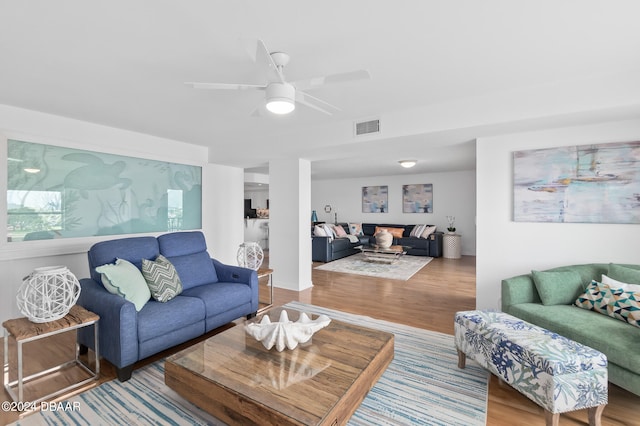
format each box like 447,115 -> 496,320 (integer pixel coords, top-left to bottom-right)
203,164 -> 244,265
269,158 -> 313,291
0,105 -> 243,324
476,118 -> 640,310
311,170 -> 477,255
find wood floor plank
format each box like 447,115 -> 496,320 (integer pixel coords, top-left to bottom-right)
2,255 -> 639,425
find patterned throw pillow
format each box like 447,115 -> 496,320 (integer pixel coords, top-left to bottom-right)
575,280 -> 640,328
142,255 -> 183,303
410,224 -> 426,237
348,223 -> 363,236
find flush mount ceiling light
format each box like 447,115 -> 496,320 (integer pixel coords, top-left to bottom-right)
398,160 -> 417,168
265,82 -> 295,114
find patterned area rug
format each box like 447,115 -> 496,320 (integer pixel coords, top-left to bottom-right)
14,302 -> 488,426
315,253 -> 433,280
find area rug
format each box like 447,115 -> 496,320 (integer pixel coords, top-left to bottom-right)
13,302 -> 488,426
314,253 -> 433,280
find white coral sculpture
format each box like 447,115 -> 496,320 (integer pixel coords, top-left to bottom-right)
245,310 -> 331,352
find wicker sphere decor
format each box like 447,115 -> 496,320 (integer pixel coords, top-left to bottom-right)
237,242 -> 264,270
17,266 -> 81,323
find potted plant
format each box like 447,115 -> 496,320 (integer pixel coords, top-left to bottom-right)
446,216 -> 456,234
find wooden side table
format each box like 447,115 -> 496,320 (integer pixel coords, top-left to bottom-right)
256,268 -> 274,313
3,305 -> 100,403
443,233 -> 462,259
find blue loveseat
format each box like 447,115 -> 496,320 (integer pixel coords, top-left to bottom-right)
77,231 -> 258,381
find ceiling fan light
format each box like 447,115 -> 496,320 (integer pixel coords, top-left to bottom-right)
266,83 -> 295,115
266,99 -> 295,114
399,160 -> 417,168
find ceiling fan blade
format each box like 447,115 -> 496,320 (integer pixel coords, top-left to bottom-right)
295,91 -> 341,115
240,37 -> 258,62
292,69 -> 371,91
255,39 -> 285,83
185,82 -> 266,91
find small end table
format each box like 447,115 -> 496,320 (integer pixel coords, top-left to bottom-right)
443,233 -> 462,259
3,304 -> 100,403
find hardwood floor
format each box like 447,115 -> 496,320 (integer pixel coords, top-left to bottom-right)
2,255 -> 639,425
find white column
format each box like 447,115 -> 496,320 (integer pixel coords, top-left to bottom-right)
202,163 -> 245,265
268,158 -> 313,291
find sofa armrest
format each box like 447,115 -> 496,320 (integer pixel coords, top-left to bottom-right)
77,278 -> 139,369
312,236 -> 332,262
211,259 -> 259,312
212,259 -> 256,286
501,274 -> 541,312
428,232 -> 443,257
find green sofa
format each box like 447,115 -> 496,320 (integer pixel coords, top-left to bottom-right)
501,263 -> 640,397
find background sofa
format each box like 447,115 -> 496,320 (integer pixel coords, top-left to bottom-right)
312,222 -> 443,262
361,223 -> 443,257
502,263 -> 640,397
78,231 -> 258,381
312,222 -> 368,262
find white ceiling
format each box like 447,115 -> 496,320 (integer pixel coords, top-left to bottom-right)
2,1 -> 640,180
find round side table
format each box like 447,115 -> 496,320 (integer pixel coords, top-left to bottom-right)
443,233 -> 462,259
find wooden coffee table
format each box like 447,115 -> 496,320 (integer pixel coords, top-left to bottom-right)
165,306 -> 394,426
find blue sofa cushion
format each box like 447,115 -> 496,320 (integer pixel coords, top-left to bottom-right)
165,251 -> 218,290
137,295 -> 205,343
158,231 -> 218,289
88,236 -> 159,284
181,282 -> 252,318
158,231 -> 207,257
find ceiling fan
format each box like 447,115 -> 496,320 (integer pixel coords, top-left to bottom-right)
185,39 -> 371,116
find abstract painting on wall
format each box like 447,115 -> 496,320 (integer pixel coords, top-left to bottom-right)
402,184 -> 433,213
513,141 -> 640,223
362,185 -> 388,213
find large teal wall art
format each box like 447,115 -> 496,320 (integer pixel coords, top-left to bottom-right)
7,139 -> 202,242
513,141 -> 640,223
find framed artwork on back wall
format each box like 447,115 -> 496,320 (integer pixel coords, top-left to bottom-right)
362,185 -> 388,213
402,184 -> 433,213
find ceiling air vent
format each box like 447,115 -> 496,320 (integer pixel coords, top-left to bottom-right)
354,119 -> 380,136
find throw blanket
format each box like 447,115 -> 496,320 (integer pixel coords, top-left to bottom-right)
343,235 -> 360,243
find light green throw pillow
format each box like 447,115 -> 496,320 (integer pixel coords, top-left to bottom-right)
532,270 -> 584,306
608,264 -> 640,284
96,258 -> 151,311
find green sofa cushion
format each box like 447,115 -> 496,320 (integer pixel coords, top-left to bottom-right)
532,270 -> 584,305
609,263 -> 640,284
